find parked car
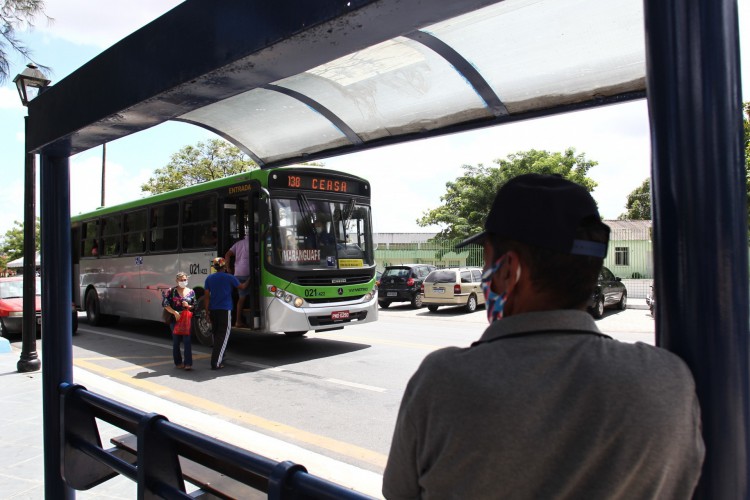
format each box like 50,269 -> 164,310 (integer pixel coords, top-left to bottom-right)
422,267 -> 484,313
0,276 -> 40,336
588,266 -> 628,318
0,276 -> 78,336
377,264 -> 436,308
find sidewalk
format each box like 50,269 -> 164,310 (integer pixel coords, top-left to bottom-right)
0,346 -> 136,499
628,298 -> 649,310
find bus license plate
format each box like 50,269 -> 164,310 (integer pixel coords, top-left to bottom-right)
332,310 -> 349,320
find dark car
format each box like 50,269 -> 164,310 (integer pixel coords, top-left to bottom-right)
589,266 -> 628,318
377,264 -> 436,308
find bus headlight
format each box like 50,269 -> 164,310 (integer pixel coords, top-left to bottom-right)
268,285 -> 303,307
363,292 -> 373,302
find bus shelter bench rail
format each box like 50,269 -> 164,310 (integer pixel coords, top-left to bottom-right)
60,382 -> 374,499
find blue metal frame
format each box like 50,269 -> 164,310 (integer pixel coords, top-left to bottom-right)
644,0 -> 748,496
27,0 -> 748,498
40,154 -> 74,498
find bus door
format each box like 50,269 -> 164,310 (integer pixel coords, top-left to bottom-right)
221,183 -> 262,329
71,223 -> 82,308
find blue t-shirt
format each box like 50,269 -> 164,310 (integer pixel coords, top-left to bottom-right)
205,272 -> 241,311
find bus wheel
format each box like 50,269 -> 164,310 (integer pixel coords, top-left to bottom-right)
284,331 -> 307,338
192,304 -> 213,346
85,291 -> 103,326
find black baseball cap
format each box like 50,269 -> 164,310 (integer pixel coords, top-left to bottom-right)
455,174 -> 609,258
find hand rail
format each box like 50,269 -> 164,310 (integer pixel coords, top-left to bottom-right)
60,382 -> 374,499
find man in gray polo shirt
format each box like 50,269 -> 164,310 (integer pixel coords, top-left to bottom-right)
383,174 -> 704,499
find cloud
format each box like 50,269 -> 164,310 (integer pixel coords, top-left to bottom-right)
0,87 -> 24,110
32,0 -> 185,49
69,152 -> 152,217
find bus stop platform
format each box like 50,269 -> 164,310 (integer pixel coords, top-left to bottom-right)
0,345 -> 138,499
0,342 -> 384,499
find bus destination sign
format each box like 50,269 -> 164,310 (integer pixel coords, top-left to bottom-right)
270,172 -> 368,195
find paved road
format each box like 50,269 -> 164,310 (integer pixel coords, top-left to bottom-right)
17,306 -> 655,497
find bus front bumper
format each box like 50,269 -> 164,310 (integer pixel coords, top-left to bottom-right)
263,293 -> 378,333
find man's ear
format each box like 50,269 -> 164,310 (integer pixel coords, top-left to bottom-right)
491,250 -> 521,294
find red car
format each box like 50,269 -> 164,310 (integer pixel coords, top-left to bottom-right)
0,276 -> 78,336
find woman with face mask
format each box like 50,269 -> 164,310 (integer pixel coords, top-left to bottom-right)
162,272 -> 196,370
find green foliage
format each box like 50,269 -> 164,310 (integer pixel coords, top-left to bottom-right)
141,139 -> 258,195
417,148 -> 598,240
1,0 -> 49,83
619,178 -> 651,220
0,218 -> 40,261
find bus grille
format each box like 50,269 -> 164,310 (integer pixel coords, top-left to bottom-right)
296,275 -> 372,286
306,295 -> 365,304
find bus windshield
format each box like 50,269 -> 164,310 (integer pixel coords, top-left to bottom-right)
270,197 -> 373,269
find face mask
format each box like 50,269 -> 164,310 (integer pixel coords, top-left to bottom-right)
177,280 -> 188,288
481,256 -> 507,324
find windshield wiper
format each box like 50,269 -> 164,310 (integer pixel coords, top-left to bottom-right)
297,193 -> 317,237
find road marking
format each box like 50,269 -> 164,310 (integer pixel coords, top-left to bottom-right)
79,328 -> 389,393
241,361 -> 387,393
74,358 -> 388,468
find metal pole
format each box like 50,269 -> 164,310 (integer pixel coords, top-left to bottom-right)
40,153 -> 74,499
17,116 -> 40,373
101,143 -> 106,207
643,0 -> 748,498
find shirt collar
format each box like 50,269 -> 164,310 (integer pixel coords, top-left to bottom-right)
477,309 -> 605,344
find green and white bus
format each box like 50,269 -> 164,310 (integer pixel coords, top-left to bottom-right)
71,167 -> 377,344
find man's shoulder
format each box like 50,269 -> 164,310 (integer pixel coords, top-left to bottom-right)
608,340 -> 693,377
416,346 -> 466,374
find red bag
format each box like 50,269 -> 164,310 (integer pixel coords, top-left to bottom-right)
173,310 -> 192,336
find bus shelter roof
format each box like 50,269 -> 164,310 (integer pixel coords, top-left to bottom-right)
26,0 -> 645,167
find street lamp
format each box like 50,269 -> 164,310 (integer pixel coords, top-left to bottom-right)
13,63 -> 51,106
14,63 -> 50,373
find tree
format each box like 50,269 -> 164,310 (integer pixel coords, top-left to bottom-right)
622,103 -> 750,225
418,148 -> 598,240
0,218 -> 40,261
141,139 -> 258,195
619,178 -> 651,220
1,0 -> 49,83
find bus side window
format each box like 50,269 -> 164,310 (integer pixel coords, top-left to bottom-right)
150,203 -> 179,252
123,209 -> 148,255
182,195 -> 218,250
81,219 -> 100,258
101,215 -> 122,257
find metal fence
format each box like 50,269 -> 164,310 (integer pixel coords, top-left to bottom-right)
375,230 -> 653,277
374,229 -> 655,299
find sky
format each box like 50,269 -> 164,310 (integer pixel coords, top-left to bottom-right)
0,1 -> 748,238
